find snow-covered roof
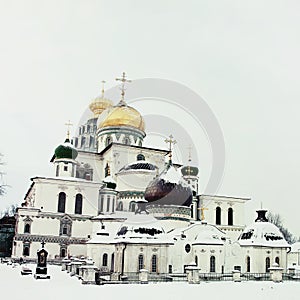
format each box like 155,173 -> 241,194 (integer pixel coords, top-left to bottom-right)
114,213 -> 172,244
192,223 -> 226,246
238,221 -> 290,248
167,222 -> 226,246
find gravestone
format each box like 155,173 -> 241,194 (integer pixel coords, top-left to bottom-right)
34,242 -> 50,279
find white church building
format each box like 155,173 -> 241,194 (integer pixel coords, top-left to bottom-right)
12,73 -> 292,276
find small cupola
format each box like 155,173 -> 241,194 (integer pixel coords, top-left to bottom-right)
255,210 -> 268,222
53,125 -> 78,178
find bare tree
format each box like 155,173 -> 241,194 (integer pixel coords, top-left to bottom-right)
267,211 -> 297,244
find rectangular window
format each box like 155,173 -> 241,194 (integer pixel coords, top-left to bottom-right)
64,166 -> 68,171
100,196 -> 104,212
107,196 -> 110,212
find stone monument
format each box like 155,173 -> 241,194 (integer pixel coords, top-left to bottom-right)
34,242 -> 50,279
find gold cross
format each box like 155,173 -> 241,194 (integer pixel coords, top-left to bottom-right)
65,120 -> 73,139
187,145 -> 192,162
197,206 -> 208,220
165,134 -> 177,161
116,72 -> 132,104
186,145 -> 193,175
101,80 -> 106,98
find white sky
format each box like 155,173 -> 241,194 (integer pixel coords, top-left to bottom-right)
1,1 -> 300,235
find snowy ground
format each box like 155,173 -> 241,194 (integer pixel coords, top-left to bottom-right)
1,263 -> 300,300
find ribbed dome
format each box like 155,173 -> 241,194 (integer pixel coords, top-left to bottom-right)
54,139 -> 78,160
89,96 -> 113,118
99,105 -> 145,132
119,160 -> 157,173
144,164 -> 193,207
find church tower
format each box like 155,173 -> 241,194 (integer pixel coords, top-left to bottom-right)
53,126 -> 78,178
97,72 -> 146,152
74,81 -> 113,152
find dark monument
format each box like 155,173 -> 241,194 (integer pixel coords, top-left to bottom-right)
34,242 -> 50,279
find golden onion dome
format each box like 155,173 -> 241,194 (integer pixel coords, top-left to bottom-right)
99,105 -> 145,132
89,96 -> 113,118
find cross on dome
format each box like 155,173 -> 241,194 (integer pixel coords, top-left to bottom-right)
165,134 -> 177,162
65,120 -> 73,140
101,80 -> 106,98
115,72 -> 132,106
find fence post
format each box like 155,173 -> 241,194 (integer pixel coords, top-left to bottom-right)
232,270 -> 241,282
269,263 -> 284,283
186,265 -> 200,284
139,269 -> 149,284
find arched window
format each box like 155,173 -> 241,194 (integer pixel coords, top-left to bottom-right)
62,225 -> 68,235
275,257 -> 280,266
23,244 -> 30,256
228,207 -> 233,225
195,255 -> 198,266
130,201 -> 136,212
117,201 -> 123,211
24,224 -> 30,234
138,254 -> 144,271
106,196 -> 110,212
111,253 -> 115,272
81,136 -> 86,147
246,256 -> 250,272
100,195 -> 104,213
137,154 -> 145,161
112,196 -> 115,212
102,253 -> 108,267
75,194 -> 83,214
60,248 -> 66,258
266,257 -> 270,273
56,165 -> 59,177
58,192 -> 66,213
210,256 -> 216,273
123,137 -> 130,145
105,137 -> 112,147
216,206 -> 221,225
89,136 -> 94,147
151,255 -> 157,273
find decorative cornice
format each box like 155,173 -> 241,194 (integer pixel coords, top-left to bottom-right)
15,234 -> 88,245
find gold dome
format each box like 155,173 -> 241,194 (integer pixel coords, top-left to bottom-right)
99,105 -> 145,132
89,97 -> 113,117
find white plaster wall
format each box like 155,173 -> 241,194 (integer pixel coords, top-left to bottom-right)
123,244 -> 169,273
31,179 -> 100,216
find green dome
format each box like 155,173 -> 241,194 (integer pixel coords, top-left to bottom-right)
54,139 -> 78,160
103,175 -> 117,189
181,166 -> 199,176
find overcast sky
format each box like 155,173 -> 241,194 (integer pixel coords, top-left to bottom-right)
1,1 -> 300,235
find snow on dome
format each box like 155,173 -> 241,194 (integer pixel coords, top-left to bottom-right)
238,221 -> 289,248
160,165 -> 182,184
144,164 -> 193,207
103,175 -> 116,184
115,214 -> 168,242
192,224 -> 226,246
54,138 -> 78,160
